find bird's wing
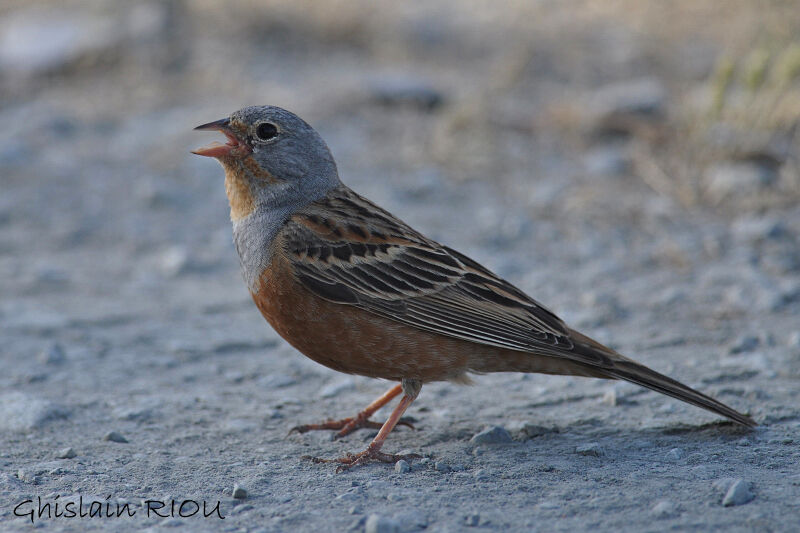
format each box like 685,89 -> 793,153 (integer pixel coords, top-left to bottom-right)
280,187 -> 614,369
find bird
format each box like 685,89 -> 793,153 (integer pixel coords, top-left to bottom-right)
192,105 -> 756,469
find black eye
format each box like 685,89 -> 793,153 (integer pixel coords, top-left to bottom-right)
255,122 -> 278,141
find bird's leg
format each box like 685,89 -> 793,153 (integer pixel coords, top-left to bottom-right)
290,383 -> 414,439
306,379 -> 423,471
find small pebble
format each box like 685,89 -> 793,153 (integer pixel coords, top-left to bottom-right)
394,460 -> 410,474
602,388 -> 618,406
55,447 -> 76,459
365,513 -> 400,533
470,426 -> 512,445
651,500 -> 678,518
664,448 -> 683,461
723,479 -> 755,507
575,443 -> 604,457
103,431 -> 128,443
232,484 -> 247,499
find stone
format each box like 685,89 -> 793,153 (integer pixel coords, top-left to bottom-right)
723,479 -> 755,507
575,443 -> 604,457
651,500 -> 678,518
103,431 -> 128,443
232,484 -> 248,499
394,460 -> 410,474
664,448 -> 683,461
55,447 -> 77,459
470,426 -> 512,445
365,514 -> 400,533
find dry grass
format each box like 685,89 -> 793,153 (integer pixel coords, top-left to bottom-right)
636,41 -> 800,211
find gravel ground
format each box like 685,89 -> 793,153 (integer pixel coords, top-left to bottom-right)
1,2 -> 799,532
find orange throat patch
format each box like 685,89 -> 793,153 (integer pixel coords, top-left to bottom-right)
222,160 -> 257,222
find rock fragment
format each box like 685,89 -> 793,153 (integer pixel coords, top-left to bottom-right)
470,426 -> 512,445
651,500 -> 678,518
575,443 -> 604,457
55,447 -> 77,459
103,431 -> 128,443
723,479 -> 755,507
365,513 -> 400,533
664,448 -> 683,461
232,484 -> 247,499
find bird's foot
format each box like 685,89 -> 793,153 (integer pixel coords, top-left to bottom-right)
290,415 -> 414,439
303,447 -> 421,472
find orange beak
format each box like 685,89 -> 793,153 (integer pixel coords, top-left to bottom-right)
192,118 -> 250,158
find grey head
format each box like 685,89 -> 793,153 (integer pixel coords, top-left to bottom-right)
193,105 -> 342,212
193,105 -> 341,291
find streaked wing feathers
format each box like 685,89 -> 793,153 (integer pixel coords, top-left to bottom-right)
282,187 -> 613,368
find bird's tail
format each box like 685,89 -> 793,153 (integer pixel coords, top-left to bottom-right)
568,328 -> 757,428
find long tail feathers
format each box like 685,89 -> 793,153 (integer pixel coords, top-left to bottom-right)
568,328 -> 757,428
604,359 -> 757,427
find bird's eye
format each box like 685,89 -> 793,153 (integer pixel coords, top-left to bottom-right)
255,122 -> 279,141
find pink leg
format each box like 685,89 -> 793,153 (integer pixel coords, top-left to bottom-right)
306,379 -> 423,471
290,384 -> 414,438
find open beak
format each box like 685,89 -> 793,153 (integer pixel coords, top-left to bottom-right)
192,118 -> 251,158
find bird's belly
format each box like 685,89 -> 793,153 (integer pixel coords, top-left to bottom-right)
251,257 -> 478,382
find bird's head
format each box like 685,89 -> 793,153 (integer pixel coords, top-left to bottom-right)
193,105 -> 340,220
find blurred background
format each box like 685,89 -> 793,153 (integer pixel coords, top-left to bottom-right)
2,1 -> 799,529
